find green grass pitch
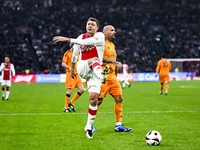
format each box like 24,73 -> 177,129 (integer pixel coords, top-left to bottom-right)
0,81 -> 200,150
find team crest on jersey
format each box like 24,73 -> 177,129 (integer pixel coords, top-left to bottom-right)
80,45 -> 96,52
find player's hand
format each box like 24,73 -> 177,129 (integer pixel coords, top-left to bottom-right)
53,36 -> 70,43
70,70 -> 77,79
12,75 -> 15,78
114,62 -> 123,70
155,74 -> 158,78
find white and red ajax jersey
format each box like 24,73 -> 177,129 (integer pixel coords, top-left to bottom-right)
71,32 -> 105,65
0,63 -> 15,80
123,64 -> 128,75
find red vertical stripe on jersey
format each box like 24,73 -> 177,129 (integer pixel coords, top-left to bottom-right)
3,63 -> 11,80
81,33 -> 99,60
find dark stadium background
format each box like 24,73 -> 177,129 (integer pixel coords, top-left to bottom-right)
0,0 -> 200,75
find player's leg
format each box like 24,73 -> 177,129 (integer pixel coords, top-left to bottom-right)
5,86 -> 10,100
125,77 -> 131,87
113,95 -> 132,132
159,75 -> 164,94
1,85 -> 5,100
111,80 -> 132,132
88,57 -> 102,80
122,74 -> 127,88
165,81 -> 169,95
84,77 -> 101,138
160,83 -> 164,94
88,57 -> 110,84
69,85 -> 85,112
5,81 -> 11,101
85,92 -> 98,138
64,88 -> 72,112
122,80 -> 126,89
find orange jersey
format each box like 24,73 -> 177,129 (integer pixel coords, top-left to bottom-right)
102,40 -> 116,80
156,58 -> 171,75
62,50 -> 79,73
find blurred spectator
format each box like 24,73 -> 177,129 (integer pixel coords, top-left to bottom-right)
0,0 -> 200,75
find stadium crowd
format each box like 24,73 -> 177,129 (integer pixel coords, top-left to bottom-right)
0,0 -> 200,75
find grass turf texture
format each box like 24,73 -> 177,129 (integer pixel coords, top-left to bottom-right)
0,81 -> 200,150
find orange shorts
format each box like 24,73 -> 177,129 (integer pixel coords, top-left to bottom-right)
159,73 -> 170,83
65,72 -> 83,89
99,76 -> 122,98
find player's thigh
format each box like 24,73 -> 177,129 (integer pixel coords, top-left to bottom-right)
109,81 -> 122,96
163,74 -> 170,82
159,75 -> 164,83
77,60 -> 91,79
87,75 -> 101,94
1,80 -> 6,86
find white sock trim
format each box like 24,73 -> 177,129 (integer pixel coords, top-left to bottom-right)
89,105 -> 98,110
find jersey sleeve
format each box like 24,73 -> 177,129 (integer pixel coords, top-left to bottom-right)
72,35 -> 82,63
70,32 -> 104,46
0,63 -> 5,72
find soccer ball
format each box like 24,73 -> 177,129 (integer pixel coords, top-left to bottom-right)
145,130 -> 162,146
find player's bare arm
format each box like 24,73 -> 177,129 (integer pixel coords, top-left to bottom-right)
62,62 -> 71,70
53,36 -> 71,43
103,56 -> 122,70
70,62 -> 77,79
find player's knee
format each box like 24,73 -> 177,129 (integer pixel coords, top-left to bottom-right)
67,89 -> 73,94
80,89 -> 85,93
165,81 -> 168,84
115,95 -> 123,103
89,93 -> 98,106
79,87 -> 85,93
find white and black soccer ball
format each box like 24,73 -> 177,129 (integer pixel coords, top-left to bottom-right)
145,130 -> 162,146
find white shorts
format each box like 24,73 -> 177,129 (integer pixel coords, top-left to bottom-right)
1,80 -> 11,87
77,60 -> 101,94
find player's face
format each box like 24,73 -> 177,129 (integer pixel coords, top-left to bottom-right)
5,57 -> 10,63
86,20 -> 99,35
105,26 -> 116,40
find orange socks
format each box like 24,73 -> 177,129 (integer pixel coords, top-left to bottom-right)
65,93 -> 71,109
165,84 -> 169,92
160,85 -> 163,93
114,103 -> 123,122
71,91 -> 82,105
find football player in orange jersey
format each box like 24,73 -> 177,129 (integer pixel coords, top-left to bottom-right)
92,25 -> 132,132
62,46 -> 85,112
155,55 -> 171,95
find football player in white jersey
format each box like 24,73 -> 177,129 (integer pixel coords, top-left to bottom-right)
0,57 -> 15,100
122,62 -> 131,88
53,17 -> 110,139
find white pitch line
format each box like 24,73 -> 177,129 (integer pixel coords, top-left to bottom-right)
0,111 -> 196,116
